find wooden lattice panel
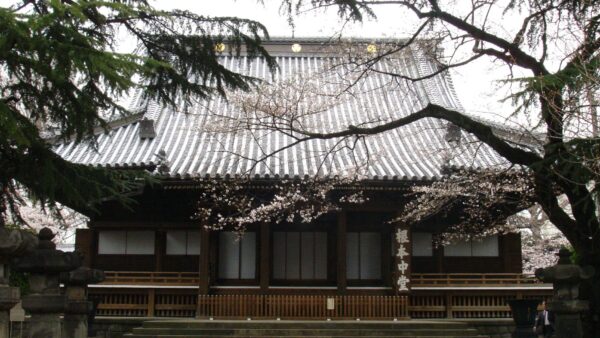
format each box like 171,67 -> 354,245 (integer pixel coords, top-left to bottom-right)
90,286 -> 551,319
93,289 -> 148,317
409,294 -> 446,318
155,291 -> 197,317
197,295 -> 264,318
450,294 -> 513,318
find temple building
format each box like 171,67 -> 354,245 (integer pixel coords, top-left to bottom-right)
54,38 -> 550,319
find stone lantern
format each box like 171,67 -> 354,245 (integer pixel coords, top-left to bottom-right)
12,227 -> 81,338
60,266 -> 105,338
0,227 -> 37,337
535,247 -> 594,338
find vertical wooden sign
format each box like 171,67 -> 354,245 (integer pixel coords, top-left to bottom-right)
393,224 -> 411,294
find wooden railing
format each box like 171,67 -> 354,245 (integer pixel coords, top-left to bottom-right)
91,288 -> 197,317
102,271 -> 200,285
92,272 -> 551,319
196,295 -> 409,319
90,288 -> 552,319
411,273 -> 541,286
91,290 -> 408,319
409,291 -> 552,319
101,271 -> 542,287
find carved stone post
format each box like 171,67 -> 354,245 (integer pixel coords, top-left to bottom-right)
61,267 -> 105,338
0,228 -> 37,338
12,227 -> 81,338
535,248 -> 594,338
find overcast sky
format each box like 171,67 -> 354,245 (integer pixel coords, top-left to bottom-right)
151,0 -> 528,125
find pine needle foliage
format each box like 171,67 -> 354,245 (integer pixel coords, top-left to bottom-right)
0,0 -> 275,224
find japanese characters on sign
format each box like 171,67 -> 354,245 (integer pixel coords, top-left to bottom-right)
395,228 -> 410,292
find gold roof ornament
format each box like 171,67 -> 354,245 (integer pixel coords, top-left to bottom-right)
367,44 -> 377,54
215,43 -> 226,53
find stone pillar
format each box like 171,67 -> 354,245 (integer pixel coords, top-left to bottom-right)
12,227 -> 81,338
0,228 -> 37,337
535,248 -> 594,338
61,267 -> 105,338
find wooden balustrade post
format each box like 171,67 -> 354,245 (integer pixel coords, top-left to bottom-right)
445,293 -> 453,319
147,289 -> 156,317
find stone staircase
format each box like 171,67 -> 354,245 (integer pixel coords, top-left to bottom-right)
124,320 -> 492,338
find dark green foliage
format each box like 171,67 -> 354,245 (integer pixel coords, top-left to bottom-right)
0,0 -> 275,222
8,270 -> 29,296
280,0 -> 374,23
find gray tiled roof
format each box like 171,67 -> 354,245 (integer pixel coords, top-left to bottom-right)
53,43 -> 521,181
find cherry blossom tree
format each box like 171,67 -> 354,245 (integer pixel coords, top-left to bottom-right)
508,203 -> 570,273
197,1 -> 600,334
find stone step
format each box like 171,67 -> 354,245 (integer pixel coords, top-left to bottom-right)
141,320 -> 472,330
124,320 -> 491,338
130,327 -> 484,336
125,336 -> 490,338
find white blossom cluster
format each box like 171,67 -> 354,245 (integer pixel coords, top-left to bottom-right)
394,168 -> 537,245
521,230 -> 570,274
508,202 -> 571,273
4,197 -> 87,244
193,177 -> 367,231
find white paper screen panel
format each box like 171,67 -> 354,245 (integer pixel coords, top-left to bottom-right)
240,232 -> 256,279
273,232 -> 327,280
166,231 -> 186,255
314,232 -> 328,279
98,231 -> 126,254
126,231 -> 155,254
444,239 -> 471,256
286,232 -> 300,279
412,232 -> 433,257
301,232 -> 315,279
218,232 -> 239,279
272,232 -> 286,279
187,231 -> 201,255
346,233 -> 360,279
166,231 -> 201,255
218,232 -> 256,279
360,232 -> 381,279
472,235 -> 499,257
347,232 -> 381,280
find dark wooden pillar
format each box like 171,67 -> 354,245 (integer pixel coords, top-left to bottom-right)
434,244 -> 444,273
336,211 -> 347,293
260,223 -> 270,292
198,229 -> 211,294
75,228 -> 93,267
502,233 -> 522,273
155,230 -> 165,272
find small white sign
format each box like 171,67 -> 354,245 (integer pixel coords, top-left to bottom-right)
326,298 -> 335,310
10,301 -> 25,322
